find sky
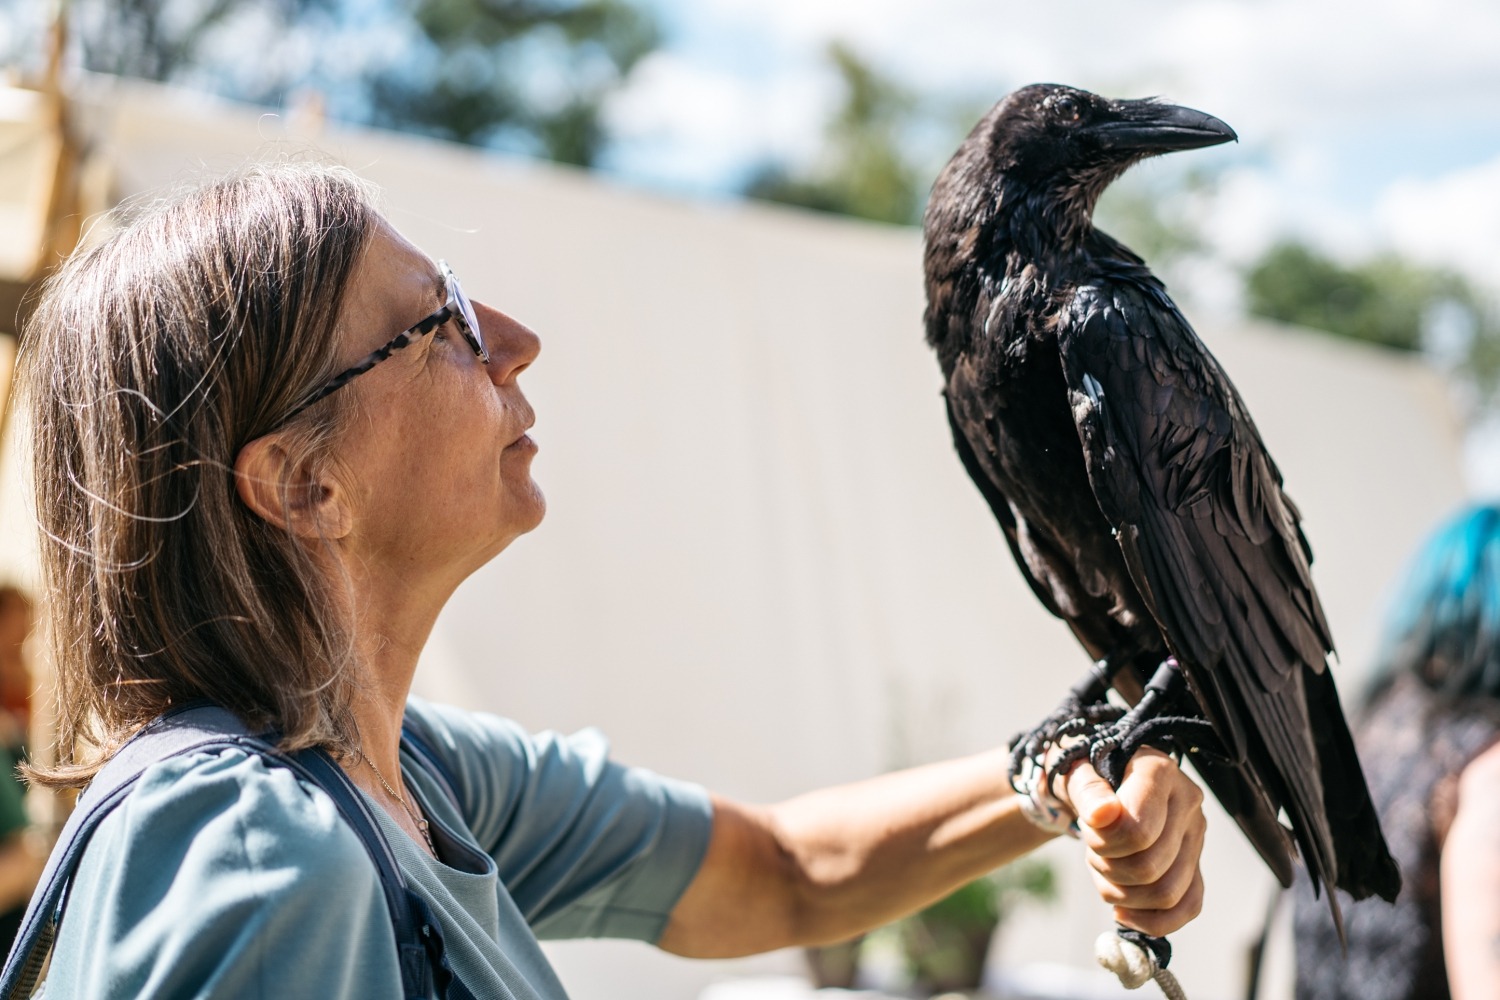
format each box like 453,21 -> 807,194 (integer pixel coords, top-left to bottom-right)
601,0 -> 1500,300
5,0 -> 1494,299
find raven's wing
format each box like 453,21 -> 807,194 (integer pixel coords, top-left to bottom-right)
943,377 -> 1156,672
1057,278 -> 1398,904
944,393 -> 1067,621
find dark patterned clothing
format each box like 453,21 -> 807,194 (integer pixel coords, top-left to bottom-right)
1293,673 -> 1500,1000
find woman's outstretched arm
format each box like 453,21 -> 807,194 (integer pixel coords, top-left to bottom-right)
658,747 -> 1204,957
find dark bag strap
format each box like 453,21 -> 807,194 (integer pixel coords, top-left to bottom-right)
0,705 -> 471,1000
399,718 -> 462,817
395,717 -> 479,1000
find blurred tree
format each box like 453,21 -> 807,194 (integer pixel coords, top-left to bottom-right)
10,0 -> 659,170
1247,241 -> 1500,404
745,42 -> 930,226
1094,168 -> 1216,272
366,0 -> 660,166
53,0 -> 333,83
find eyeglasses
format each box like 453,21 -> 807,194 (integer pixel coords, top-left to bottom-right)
283,260 -> 488,421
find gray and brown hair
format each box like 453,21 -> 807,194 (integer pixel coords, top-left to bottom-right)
19,161 -> 378,787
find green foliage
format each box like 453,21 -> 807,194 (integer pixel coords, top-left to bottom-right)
1248,242 -> 1440,352
894,859 -> 1057,993
368,0 -> 660,166
745,42 -> 932,226
914,857 -> 1058,929
1246,241 -> 1500,405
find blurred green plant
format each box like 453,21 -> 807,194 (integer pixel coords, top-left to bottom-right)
897,858 -> 1057,993
803,934 -> 864,990
1246,240 -> 1500,406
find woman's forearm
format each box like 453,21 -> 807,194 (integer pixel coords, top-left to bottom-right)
659,747 -> 1049,957
764,747 -> 1051,945
662,744 -> 1202,958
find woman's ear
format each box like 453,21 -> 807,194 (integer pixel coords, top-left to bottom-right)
234,434 -> 352,540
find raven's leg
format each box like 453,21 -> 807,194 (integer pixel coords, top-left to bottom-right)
1089,658 -> 1223,789
1008,659 -> 1123,767
1007,657 -> 1128,813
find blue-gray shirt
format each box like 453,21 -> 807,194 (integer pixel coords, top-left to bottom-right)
40,698 -> 714,999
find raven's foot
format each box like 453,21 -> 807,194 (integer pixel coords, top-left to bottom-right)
1008,658 -> 1129,834
1009,656 -> 1229,818
1088,658 -> 1226,789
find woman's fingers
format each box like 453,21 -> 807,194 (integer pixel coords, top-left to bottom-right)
1115,868 -> 1206,938
1062,748 -> 1208,937
1090,811 -> 1205,907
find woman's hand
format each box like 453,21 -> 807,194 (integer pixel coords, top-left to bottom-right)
1060,748 -> 1207,937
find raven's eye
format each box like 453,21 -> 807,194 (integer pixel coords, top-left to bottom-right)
1052,95 -> 1080,122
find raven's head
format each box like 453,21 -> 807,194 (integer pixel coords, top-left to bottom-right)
932,83 -> 1236,248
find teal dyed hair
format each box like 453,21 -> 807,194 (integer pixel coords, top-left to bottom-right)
1371,504 -> 1500,702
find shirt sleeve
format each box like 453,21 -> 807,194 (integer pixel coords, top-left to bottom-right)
45,748 -> 400,1000
403,697 -> 714,942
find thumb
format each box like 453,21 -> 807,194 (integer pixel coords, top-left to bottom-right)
1065,763 -> 1123,830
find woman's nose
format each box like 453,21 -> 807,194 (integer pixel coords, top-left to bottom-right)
473,301 -> 540,384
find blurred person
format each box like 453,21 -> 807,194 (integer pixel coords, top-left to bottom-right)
0,587 -> 31,760
1294,504 -> 1500,1000
0,586 -> 40,956
0,740 -> 40,957
5,162 -> 1208,998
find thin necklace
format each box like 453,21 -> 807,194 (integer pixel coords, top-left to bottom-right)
361,750 -> 436,856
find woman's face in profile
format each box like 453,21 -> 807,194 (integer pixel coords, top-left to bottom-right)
329,219 -> 546,586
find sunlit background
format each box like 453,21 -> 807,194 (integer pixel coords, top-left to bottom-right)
0,1 -> 1496,999
5,0 -> 1498,320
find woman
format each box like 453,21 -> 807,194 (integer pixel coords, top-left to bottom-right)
13,162 -> 1205,997
1294,504 -> 1500,1000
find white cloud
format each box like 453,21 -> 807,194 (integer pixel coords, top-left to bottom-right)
1379,155 -> 1500,293
650,0 -> 1500,143
631,0 -> 1500,283
672,0 -> 1500,116
687,0 -> 913,54
1198,168 -> 1287,264
603,50 -> 836,189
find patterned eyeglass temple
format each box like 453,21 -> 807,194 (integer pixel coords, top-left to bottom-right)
280,260 -> 486,423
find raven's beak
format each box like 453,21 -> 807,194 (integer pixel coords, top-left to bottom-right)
1092,100 -> 1237,153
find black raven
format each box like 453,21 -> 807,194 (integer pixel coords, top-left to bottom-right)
922,84 -> 1400,923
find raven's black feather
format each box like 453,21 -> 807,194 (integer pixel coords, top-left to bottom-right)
923,84 -> 1400,915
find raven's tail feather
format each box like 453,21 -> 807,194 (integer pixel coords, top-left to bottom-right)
1307,668 -> 1402,903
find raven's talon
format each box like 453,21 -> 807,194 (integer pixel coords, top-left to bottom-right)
1090,732 -> 1124,780
1043,740 -> 1093,795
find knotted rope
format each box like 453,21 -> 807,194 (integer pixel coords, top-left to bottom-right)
1095,929 -> 1188,1000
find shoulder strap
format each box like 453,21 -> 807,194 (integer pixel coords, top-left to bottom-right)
400,718 -> 462,816
282,746 -> 435,999
0,705 -> 458,1000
